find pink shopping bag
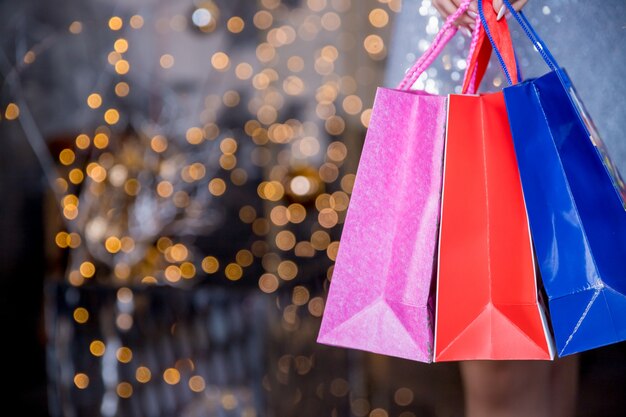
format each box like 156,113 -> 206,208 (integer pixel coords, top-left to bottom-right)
317,0 -> 482,362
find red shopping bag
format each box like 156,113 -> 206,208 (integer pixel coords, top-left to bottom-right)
434,4 -> 554,361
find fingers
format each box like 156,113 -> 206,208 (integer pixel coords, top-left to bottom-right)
432,0 -> 476,32
493,0 -> 529,19
433,0 -> 458,19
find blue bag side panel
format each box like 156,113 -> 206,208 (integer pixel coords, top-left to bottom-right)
504,71 -> 626,356
534,71 -> 626,293
502,79 -> 599,298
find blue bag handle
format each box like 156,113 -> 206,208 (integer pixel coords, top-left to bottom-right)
478,0 -> 559,85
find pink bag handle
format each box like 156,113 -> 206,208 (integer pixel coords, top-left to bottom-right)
398,0 -> 482,92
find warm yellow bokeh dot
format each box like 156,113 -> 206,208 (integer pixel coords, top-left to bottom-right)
201,256 -> 219,274
341,173 -> 356,194
59,149 -> 75,165
166,243 -> 188,262
80,261 -> 96,278
4,103 -> 19,120
255,43 -> 276,64
105,236 -> 122,253
308,297 -> 325,317
55,177 -> 68,193
342,95 -> 363,115
220,137 -> 238,154
90,340 -> 106,357
325,115 -> 345,135
189,375 -> 206,392
369,8 -> 389,28
307,0 -> 327,11
116,347 -> 133,363
287,204 -> 307,224
292,285 -> 310,306
269,206 -> 288,226
277,260 -> 298,280
239,205 -> 257,224
142,275 -> 157,284
75,134 -> 90,149
93,133 -> 109,149
230,168 -> 248,186
227,16 -> 245,33
186,127 -> 204,144
130,15 -> 144,29
253,10 -> 273,29
114,263 -> 131,280
55,232 -> 69,248
165,265 -> 182,282
318,208 -> 339,228
160,54 -> 175,69
327,241 -> 340,261
222,393 -> 238,410
180,262 -> 196,279
120,236 -> 135,253
252,218 -> 270,236
211,52 -> 230,71
222,91 -> 240,107
23,50 -> 35,65
62,194 -> 79,207
135,366 -> 152,383
69,21 -> 83,34
109,16 -> 123,31
275,231 -> 296,251
151,135 -> 168,152
108,51 -> 122,65
74,373 -> 89,389
124,179 -> 140,195
156,181 -> 174,198
363,34 -> 384,54
219,154 -> 237,170
69,170 -> 83,187
68,270 -> 84,286
360,108 -> 373,128
115,59 -> 130,75
287,55 -> 304,72
311,230 -> 331,250
258,273 -> 279,293
394,387 -> 415,406
63,204 -> 78,220
225,263 -> 243,281
115,81 -> 130,97
370,408 -> 389,417
73,307 -> 89,324
68,233 -> 82,248
104,108 -> 120,125
163,368 -> 181,385
236,249 -> 254,267
321,11 -> 341,31
235,62 -> 253,80
116,382 -> 133,398
87,93 -> 102,109
208,178 -> 227,196
114,38 -> 129,53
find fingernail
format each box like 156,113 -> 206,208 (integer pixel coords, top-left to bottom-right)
461,27 -> 472,37
468,10 -> 478,19
497,5 -> 506,20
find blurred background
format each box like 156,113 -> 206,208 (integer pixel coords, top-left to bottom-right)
0,0 -> 625,416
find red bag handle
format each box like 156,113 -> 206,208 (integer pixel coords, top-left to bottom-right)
461,0 -> 519,93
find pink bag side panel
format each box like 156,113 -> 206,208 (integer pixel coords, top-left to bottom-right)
317,87 -> 447,363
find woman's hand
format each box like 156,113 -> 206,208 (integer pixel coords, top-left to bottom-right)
432,0 -> 529,32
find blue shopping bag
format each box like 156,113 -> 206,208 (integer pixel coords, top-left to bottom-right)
479,0 -> 626,357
